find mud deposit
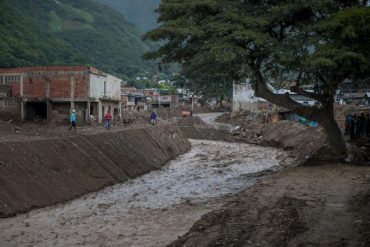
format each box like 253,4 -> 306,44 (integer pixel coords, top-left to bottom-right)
0,127 -> 190,217
169,165 -> 370,247
0,140 -> 287,247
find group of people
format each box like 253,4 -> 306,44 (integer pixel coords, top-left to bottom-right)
345,113 -> 370,140
68,109 -> 158,131
69,109 -> 113,131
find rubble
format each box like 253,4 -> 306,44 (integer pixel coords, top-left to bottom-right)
215,111 -> 331,165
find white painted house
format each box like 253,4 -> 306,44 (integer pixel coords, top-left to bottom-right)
89,70 -> 123,123
233,80 -> 266,113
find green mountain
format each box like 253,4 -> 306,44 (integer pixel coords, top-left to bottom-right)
0,0 -> 158,79
97,0 -> 161,31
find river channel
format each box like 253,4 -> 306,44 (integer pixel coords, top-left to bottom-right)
0,139 -> 287,247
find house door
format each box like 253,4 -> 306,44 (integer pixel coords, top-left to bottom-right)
102,106 -> 105,120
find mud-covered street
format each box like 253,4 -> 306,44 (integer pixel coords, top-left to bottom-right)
0,139 -> 287,247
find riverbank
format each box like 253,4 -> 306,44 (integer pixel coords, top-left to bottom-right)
169,113 -> 370,247
169,164 -> 370,247
0,126 -> 190,217
2,112 -> 368,246
0,140 -> 287,246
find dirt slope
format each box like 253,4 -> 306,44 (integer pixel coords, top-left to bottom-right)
0,127 -> 190,217
181,115 -> 330,165
178,117 -> 232,142
169,164 -> 370,247
258,121 -> 330,165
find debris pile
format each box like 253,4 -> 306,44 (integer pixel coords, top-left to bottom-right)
217,111 -> 332,165
0,119 -> 22,134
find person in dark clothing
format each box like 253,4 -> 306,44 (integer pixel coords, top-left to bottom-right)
150,111 -> 157,125
366,114 -> 370,137
350,114 -> 357,140
359,113 -> 366,137
345,114 -> 351,134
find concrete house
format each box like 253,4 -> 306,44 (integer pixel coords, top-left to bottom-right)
233,81 -> 267,113
0,66 -> 124,123
121,87 -> 178,111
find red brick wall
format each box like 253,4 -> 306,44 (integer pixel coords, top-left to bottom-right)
0,68 -> 21,73
15,74 -> 89,99
11,84 -> 20,97
23,77 -> 47,98
50,78 -> 72,98
19,66 -> 89,73
0,66 -> 90,99
48,75 -> 88,99
74,76 -> 88,99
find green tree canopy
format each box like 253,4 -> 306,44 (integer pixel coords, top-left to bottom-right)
144,0 -> 370,155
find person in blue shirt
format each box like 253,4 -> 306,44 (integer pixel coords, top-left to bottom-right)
69,109 -> 77,131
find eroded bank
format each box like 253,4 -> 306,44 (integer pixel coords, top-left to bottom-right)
0,127 -> 190,217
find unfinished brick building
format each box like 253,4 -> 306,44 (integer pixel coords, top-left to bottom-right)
0,66 -> 124,124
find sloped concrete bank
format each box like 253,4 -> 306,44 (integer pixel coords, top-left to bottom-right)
0,127 -> 190,217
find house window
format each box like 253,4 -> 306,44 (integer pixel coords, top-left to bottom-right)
104,81 -> 107,97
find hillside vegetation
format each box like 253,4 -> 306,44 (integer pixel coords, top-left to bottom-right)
97,0 -> 161,31
0,0 -> 157,78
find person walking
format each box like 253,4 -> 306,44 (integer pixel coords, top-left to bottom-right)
359,113 -> 366,137
345,114 -> 350,135
366,113 -> 370,137
104,110 -> 112,129
150,110 -> 157,125
350,114 -> 356,140
69,109 -> 77,131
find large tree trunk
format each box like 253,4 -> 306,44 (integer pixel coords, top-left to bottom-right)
315,104 -> 347,156
252,68 -> 347,157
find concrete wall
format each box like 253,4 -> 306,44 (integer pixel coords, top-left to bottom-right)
89,73 -> 121,101
98,101 -> 120,123
233,82 -> 260,113
0,98 -> 20,120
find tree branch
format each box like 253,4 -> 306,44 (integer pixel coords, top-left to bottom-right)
251,64 -> 321,119
290,85 -> 328,103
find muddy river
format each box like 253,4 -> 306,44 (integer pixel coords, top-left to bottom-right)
0,140 -> 288,247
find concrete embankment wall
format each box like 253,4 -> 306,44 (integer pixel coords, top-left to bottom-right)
0,127 -> 190,217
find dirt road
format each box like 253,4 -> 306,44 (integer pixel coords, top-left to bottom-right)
0,140 -> 288,247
